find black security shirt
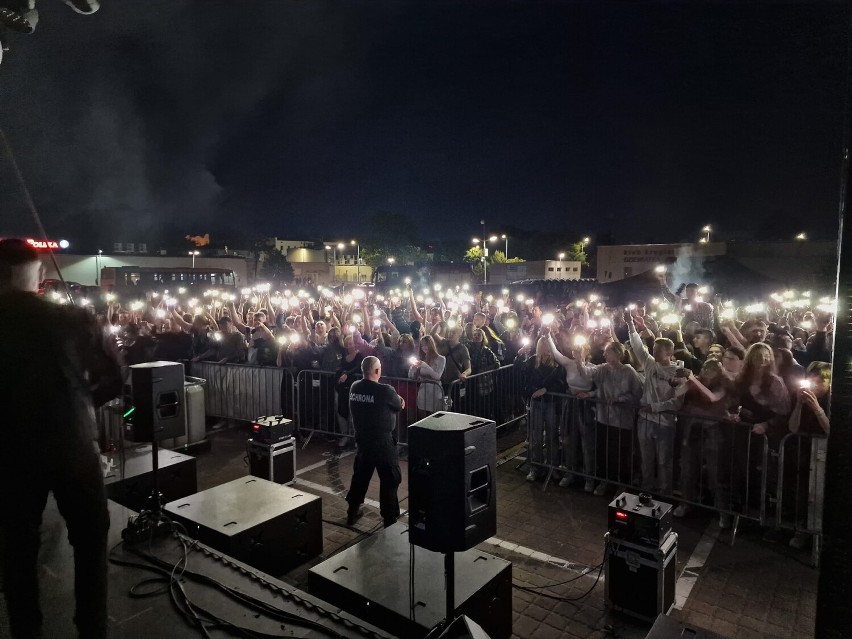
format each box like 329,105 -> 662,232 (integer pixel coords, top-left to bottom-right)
348,378 -> 402,449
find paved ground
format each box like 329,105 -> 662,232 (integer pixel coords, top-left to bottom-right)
193,423 -> 819,639
1,421 -> 819,638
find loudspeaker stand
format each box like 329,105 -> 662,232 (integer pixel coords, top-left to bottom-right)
149,437 -> 162,515
445,551 -> 455,625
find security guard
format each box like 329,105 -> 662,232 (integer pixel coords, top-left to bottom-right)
345,355 -> 405,527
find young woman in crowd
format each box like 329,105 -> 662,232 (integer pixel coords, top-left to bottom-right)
785,361 -> 830,549
519,336 -> 566,481
335,333 -> 364,447
408,335 -> 446,418
672,359 -> 734,527
543,325 -> 598,492
467,327 -> 501,419
572,340 -> 643,495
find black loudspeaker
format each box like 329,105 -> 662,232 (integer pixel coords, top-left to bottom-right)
126,361 -> 185,442
437,615 -> 492,639
645,613 -> 725,638
408,412 -> 496,553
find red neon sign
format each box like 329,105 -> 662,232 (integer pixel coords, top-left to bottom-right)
25,238 -> 59,250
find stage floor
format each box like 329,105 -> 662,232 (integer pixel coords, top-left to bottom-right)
0,422 -> 818,639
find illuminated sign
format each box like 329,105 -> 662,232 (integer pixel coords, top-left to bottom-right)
25,238 -> 69,250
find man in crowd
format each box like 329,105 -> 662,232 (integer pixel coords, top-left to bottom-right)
627,310 -> 683,495
678,327 -> 715,374
345,356 -> 405,528
681,283 -> 714,328
0,239 -> 121,639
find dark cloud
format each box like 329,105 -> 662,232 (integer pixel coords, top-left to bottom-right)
0,1 -> 848,249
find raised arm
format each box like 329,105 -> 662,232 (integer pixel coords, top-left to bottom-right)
228,301 -> 249,332
543,328 -> 572,368
170,308 -> 192,332
418,356 -> 445,381
409,287 -> 424,324
720,322 -> 745,351
626,312 -> 655,371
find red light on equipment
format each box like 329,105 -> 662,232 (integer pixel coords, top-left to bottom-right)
615,511 -> 629,521
252,424 -> 260,431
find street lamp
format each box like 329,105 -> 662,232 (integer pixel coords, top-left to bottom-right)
189,250 -> 199,268
351,239 -> 360,283
472,236 -> 497,284
558,252 -> 565,260
325,244 -> 340,283
702,225 -> 711,243
387,257 -> 395,265
501,234 -> 508,258
582,237 -> 590,245
796,232 -> 807,241
95,249 -> 102,286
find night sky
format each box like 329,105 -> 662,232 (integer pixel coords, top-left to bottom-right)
0,1 -> 849,250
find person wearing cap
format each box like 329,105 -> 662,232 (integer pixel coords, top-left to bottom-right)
0,238 -> 121,639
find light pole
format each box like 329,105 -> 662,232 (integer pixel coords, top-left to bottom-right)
351,239 -> 360,283
189,250 -> 199,268
558,252 -> 565,260
501,234 -> 508,258
337,242 -> 345,283
472,236 -> 497,284
582,237 -> 590,245
702,225 -> 711,243
95,249 -> 102,286
472,238 -> 484,284
325,245 -> 337,283
387,257 -> 395,265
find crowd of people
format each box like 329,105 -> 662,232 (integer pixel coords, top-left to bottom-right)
81,276 -> 833,546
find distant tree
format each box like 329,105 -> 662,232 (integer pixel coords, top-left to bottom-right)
463,247 -> 525,276
491,250 -> 525,264
563,241 -> 589,266
259,247 -> 294,283
463,246 -> 486,277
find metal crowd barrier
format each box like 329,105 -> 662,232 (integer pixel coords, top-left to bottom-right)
776,432 -> 827,564
186,361 -> 296,423
295,369 -> 444,449
524,394 -> 771,533
445,364 -> 525,430
381,376 -> 444,448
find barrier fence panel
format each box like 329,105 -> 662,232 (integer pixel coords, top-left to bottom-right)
295,370 -> 445,449
380,376 -> 444,447
295,370 -> 347,447
525,393 -> 770,525
776,432 -> 827,535
445,364 -> 525,429
187,362 -> 293,423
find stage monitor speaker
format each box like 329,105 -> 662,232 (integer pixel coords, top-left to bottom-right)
408,412 -> 496,553
645,613 -> 725,638
126,361 -> 185,442
437,614 -> 492,639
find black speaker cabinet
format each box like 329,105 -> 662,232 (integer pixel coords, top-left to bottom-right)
646,614 -> 725,638
408,412 -> 496,553
104,446 -> 197,512
308,523 -> 512,639
165,477 -> 323,576
126,361 -> 185,442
